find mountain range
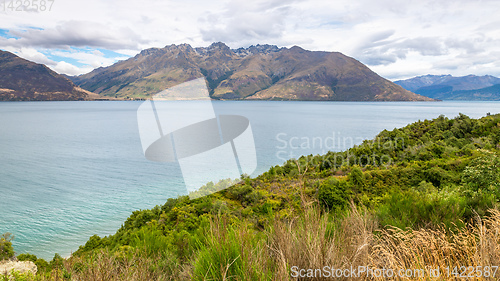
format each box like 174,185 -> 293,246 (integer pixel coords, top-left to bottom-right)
70,43 -> 431,101
5,43 -> 500,102
0,50 -> 100,101
394,74 -> 500,100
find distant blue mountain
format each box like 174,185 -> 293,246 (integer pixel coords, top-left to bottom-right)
448,84 -> 500,101
394,74 -> 500,100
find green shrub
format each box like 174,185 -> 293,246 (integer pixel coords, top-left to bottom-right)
192,217 -> 270,281
318,178 -> 350,212
50,253 -> 64,269
348,166 -> 364,188
228,184 -> 253,201
461,151 -> 500,196
7,271 -> 36,281
17,253 -> 37,263
377,185 -> 467,229
79,234 -> 105,252
34,258 -> 50,272
131,225 -> 173,257
0,233 -> 14,260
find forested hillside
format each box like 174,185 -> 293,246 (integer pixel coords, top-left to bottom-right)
4,113 -> 500,280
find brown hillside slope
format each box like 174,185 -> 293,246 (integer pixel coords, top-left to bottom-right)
0,50 -> 96,101
72,43 -> 433,101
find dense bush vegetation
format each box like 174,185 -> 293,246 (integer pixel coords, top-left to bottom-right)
3,113 -> 500,280
0,233 -> 14,260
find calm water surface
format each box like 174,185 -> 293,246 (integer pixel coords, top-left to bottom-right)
0,101 -> 499,259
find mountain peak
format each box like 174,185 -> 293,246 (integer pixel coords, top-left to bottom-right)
289,45 -> 306,52
0,50 -> 94,101
232,44 -> 282,57
163,43 -> 194,51
207,42 -> 231,52
0,50 -> 18,60
138,47 -> 162,57
71,42 -> 432,101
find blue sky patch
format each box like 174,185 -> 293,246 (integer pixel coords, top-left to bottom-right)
41,49 -> 83,67
0,29 -> 20,39
42,47 -> 130,68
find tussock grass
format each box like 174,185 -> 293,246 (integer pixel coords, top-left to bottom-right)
371,210 -> 500,281
11,249 -> 186,281
63,250 -> 171,281
191,216 -> 272,281
267,203 -> 376,280
267,204 -> 500,280
7,205 -> 500,280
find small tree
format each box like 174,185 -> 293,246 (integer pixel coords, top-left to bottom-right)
462,151 -> 500,196
318,178 -> 350,212
0,232 -> 15,260
348,166 -> 364,188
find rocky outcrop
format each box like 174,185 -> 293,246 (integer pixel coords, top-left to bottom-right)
0,260 -> 37,278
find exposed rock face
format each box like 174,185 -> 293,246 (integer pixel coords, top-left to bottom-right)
0,260 -> 37,277
71,43 -> 433,101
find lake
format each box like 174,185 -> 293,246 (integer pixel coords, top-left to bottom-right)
1,100 -> 499,259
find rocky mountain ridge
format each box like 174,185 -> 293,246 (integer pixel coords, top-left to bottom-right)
71,42 -> 432,101
394,74 -> 500,100
0,50 -> 100,101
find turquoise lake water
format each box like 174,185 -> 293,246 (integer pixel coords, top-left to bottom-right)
1,100 -> 499,259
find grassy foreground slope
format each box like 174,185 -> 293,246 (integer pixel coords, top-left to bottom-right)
5,113 -> 500,280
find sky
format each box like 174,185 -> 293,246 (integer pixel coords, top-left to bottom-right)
1,0 -> 499,80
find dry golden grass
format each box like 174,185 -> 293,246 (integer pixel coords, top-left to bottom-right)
370,210 -> 500,281
12,204 -> 500,281
24,249 -> 188,281
267,204 -> 500,280
267,203 -> 376,280
65,251 -> 167,281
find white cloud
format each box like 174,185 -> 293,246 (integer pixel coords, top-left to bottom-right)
0,45 -> 127,75
200,0 -> 299,47
5,21 -> 146,50
10,47 -> 56,66
51,61 -> 92,76
0,0 -> 499,79
50,49 -> 127,69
